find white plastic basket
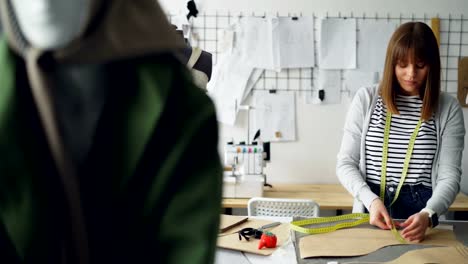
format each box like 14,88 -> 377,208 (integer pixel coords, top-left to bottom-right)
247,197 -> 320,217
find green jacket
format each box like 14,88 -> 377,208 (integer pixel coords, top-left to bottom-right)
0,38 -> 223,263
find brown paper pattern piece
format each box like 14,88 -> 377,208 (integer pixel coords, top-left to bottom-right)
299,227 -> 463,259
385,245 -> 468,264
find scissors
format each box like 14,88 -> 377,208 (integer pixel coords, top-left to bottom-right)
237,222 -> 281,241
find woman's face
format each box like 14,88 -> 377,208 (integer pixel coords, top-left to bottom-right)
10,0 -> 90,49
394,56 -> 429,96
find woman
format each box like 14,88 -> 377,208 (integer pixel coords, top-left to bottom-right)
337,22 -> 465,242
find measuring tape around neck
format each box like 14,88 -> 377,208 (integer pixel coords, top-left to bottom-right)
380,111 -> 423,206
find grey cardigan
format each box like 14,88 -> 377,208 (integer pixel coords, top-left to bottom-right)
336,86 -> 465,216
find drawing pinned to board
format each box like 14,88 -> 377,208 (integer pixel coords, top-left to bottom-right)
277,16 -> 315,68
357,20 -> 398,72
239,16 -> 315,71
306,70 -> 342,104
208,21 -> 263,126
319,18 -> 357,69
240,17 -> 279,71
207,52 -> 256,125
242,68 -> 264,102
250,91 -> 296,142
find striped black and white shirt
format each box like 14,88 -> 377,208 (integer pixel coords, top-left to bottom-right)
365,95 -> 437,188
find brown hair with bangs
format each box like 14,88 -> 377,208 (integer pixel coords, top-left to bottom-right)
380,22 -> 440,121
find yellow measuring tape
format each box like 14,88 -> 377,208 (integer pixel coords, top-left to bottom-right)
381,112 -> 423,207
390,219 -> 407,243
290,213 -> 406,243
290,213 -> 369,234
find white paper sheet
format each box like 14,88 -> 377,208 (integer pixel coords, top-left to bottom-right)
277,17 -> 315,68
344,70 -> 379,98
358,20 -> 397,72
242,68 -> 264,101
208,52 -> 254,125
240,17 -> 280,71
218,27 -> 236,54
250,91 -> 296,142
306,70 -> 342,104
170,11 -> 190,36
319,18 -> 356,69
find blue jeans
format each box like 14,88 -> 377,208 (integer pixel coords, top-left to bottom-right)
367,182 -> 432,219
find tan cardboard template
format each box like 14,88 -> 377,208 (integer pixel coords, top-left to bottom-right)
386,245 -> 468,263
299,227 -> 464,259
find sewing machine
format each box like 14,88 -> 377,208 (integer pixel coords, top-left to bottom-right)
222,141 -> 270,198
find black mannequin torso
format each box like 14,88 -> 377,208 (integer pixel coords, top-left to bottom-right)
180,47 -> 212,80
173,27 -> 212,80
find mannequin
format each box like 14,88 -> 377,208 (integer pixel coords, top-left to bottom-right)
10,0 -> 106,168
10,0 -> 90,49
0,0 -> 222,263
180,46 -> 212,88
173,25 -> 213,90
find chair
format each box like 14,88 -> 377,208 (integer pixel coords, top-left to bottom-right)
247,197 -> 320,217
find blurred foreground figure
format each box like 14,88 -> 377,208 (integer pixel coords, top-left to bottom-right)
0,0 -> 222,263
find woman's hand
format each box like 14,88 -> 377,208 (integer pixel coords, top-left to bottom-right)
369,198 -> 392,230
399,212 -> 430,242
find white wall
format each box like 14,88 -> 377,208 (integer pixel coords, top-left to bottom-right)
159,0 -> 468,192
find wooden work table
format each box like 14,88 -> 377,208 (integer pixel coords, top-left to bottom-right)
222,184 -> 468,211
